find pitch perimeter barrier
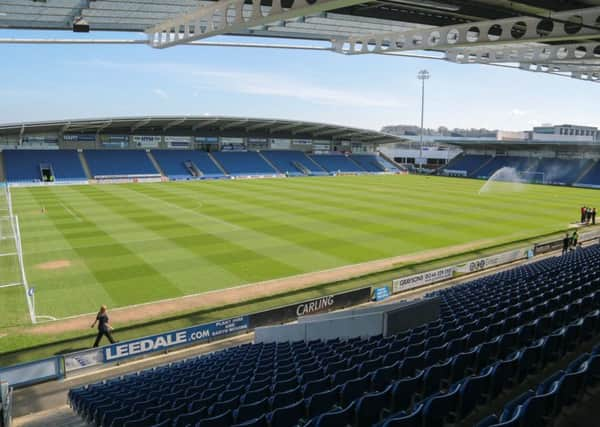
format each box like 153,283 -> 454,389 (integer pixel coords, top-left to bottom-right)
454,248 -> 526,274
0,357 -> 63,389
392,266 -> 455,294
256,296 -> 440,343
297,298 -> 417,323
383,297 -> 441,336
534,228 -> 600,255
534,238 -> 564,255
255,312 -> 384,343
65,316 -> 250,371
62,287 -> 372,373
248,287 -> 372,328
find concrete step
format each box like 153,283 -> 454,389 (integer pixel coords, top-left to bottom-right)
257,151 -> 281,174
77,151 -> 92,180
13,406 -> 88,427
147,150 -> 165,176
207,152 -> 228,176
0,151 -> 6,182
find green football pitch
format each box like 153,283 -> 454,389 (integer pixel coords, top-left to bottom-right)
0,175 -> 596,329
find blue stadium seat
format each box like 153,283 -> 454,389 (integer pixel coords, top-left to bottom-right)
241,385 -> 271,405
355,387 -> 390,427
270,385 -> 302,411
349,154 -> 387,172
380,403 -> 424,427
151,150 -> 224,179
84,150 -> 158,177
260,150 -> 326,176
309,154 -> 365,173
174,407 -> 208,427
305,385 -> 340,418
210,151 -> 277,176
390,371 -> 423,412
457,365 -> 493,418
331,366 -> 359,386
195,409 -> 233,427
3,149 -> 87,182
231,413 -> 269,427
233,397 -> 270,424
314,401 -> 355,427
371,362 -> 400,391
423,358 -> 452,397
268,399 -> 305,427
340,374 -> 371,407
422,382 -> 461,427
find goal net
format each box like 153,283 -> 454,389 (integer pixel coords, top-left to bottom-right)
0,189 -> 20,288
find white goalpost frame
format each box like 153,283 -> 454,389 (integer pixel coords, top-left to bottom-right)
5,185 -> 36,324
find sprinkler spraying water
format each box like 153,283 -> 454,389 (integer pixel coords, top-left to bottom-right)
478,167 -> 524,195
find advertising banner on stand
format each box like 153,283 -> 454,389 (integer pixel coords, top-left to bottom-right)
392,266 -> 454,294
455,249 -> 526,273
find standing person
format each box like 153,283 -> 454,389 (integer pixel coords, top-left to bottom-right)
571,230 -> 579,250
581,206 -> 587,224
562,233 -> 570,255
587,207 -> 593,224
91,305 -> 116,347
593,208 -> 597,225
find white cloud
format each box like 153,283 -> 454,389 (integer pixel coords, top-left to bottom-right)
510,108 -> 531,116
190,69 -> 403,109
71,59 -> 403,109
152,88 -> 168,99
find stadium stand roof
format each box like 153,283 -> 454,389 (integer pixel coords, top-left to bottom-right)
1,1 -> 600,82
0,116 -> 404,144
446,138 -> 600,152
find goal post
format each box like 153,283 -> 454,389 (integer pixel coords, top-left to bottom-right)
1,185 -> 36,323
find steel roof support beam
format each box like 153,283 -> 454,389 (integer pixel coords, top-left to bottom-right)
246,121 -> 278,131
192,119 -> 220,131
146,0 -> 368,49
163,118 -> 186,132
270,122 -> 305,133
447,41 -> 600,64
314,128 -> 350,137
220,119 -> 249,130
131,117 -> 153,132
519,63 -> 600,81
293,124 -> 327,134
333,6 -> 600,55
95,120 -> 113,136
61,121 -> 72,133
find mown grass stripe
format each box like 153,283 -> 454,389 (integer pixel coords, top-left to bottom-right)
27,186 -> 183,308
134,181 -> 390,263
91,184 -> 304,286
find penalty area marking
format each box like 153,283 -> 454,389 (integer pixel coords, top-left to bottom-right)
0,282 -> 22,289
0,252 -> 17,257
59,202 -> 82,222
35,315 -> 58,322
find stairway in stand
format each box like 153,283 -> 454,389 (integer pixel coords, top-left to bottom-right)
0,151 -> 5,182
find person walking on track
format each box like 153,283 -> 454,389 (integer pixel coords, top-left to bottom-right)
91,305 -> 117,347
562,233 -> 571,255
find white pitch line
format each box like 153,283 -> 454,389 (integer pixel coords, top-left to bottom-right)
0,252 -> 17,257
59,201 -> 82,222
0,282 -> 22,289
35,315 -> 57,321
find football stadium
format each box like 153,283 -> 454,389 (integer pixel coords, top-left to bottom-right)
2,1 -> 600,427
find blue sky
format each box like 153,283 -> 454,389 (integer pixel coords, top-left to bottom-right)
1,30 -> 599,131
